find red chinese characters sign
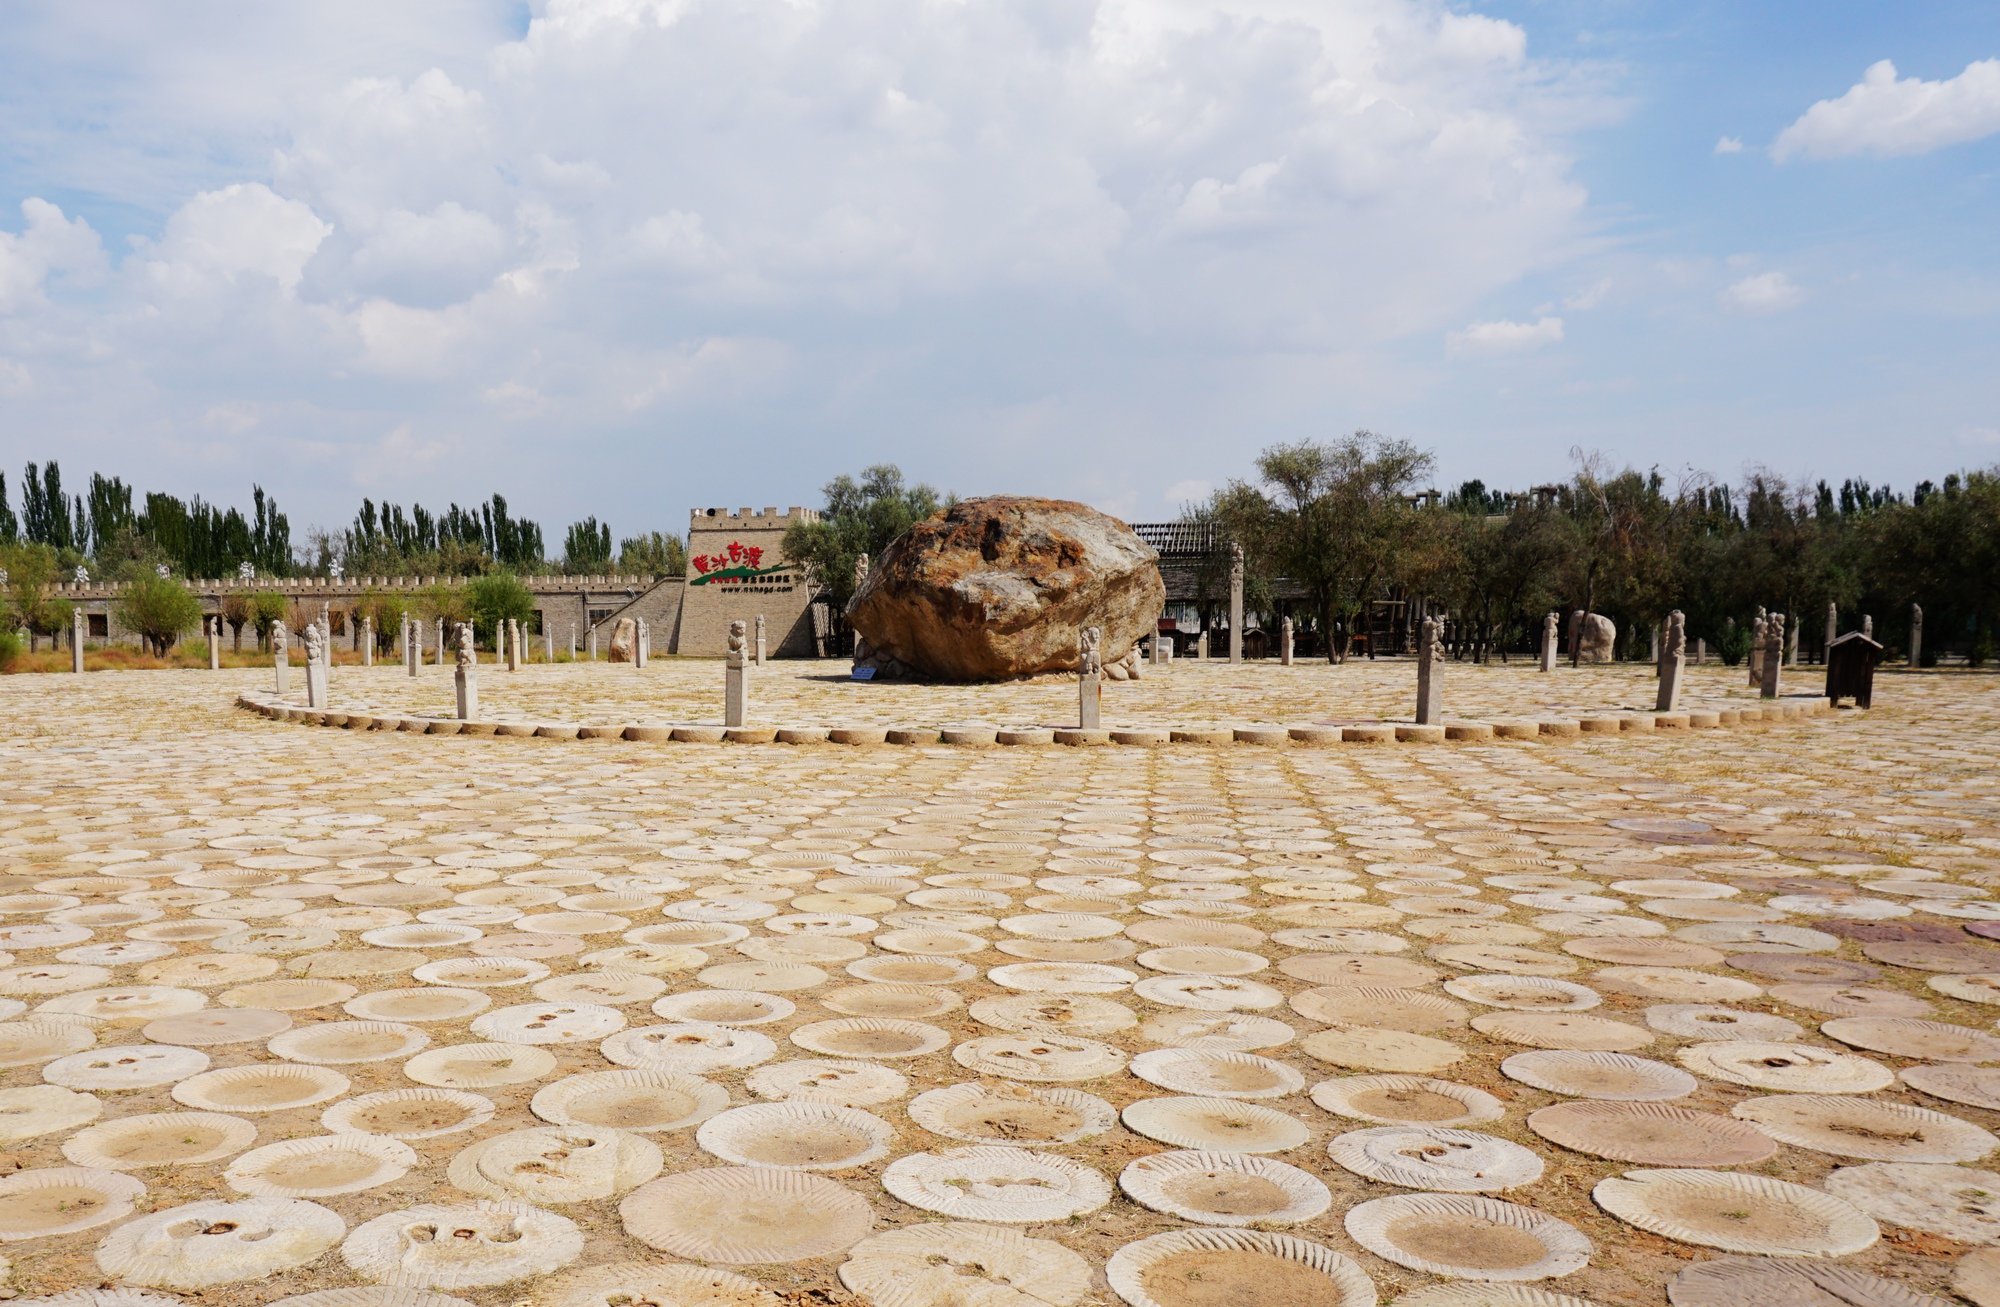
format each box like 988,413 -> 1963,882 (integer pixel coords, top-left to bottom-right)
690,541 -> 788,586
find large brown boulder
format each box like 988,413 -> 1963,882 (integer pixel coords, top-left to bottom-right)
847,496 -> 1166,681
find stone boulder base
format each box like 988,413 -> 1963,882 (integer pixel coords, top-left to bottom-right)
1579,613 -> 1616,664
848,496 -> 1166,681
608,617 -> 638,663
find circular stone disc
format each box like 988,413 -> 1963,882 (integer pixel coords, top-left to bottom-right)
1731,1094 -> 1998,1162
0,1019 -> 96,1067
402,1042 -> 559,1087
45,1044 -> 210,1090
1902,1064 -> 2000,1111
1822,1016 -> 2000,1063
1470,1012 -> 1652,1052
1445,975 -> 1600,1012
744,936 -> 868,965
323,1088 -> 497,1139
1344,1193 -> 1593,1281
1865,941 -> 2000,972
790,1018 -> 948,1059
218,979 -> 356,1011
1308,1075 -> 1505,1127
448,1125 -> 662,1202
1291,986 -> 1467,1032
882,1146 -> 1111,1222
985,963 -> 1134,994
970,995 -> 1136,1037
340,1200 -> 586,1289
1396,1288 -> 1610,1307
1118,1151 -> 1332,1227
652,995 -> 792,1031
1726,953 -> 1879,984
1676,924 -> 1837,954
847,955 -> 978,985
531,1070 -> 728,1131
344,988 -> 491,1023
1768,984 -> 1932,1018
744,1060 -> 910,1108
1300,1027 -> 1465,1074
1278,955 -> 1440,987
1932,973 -> 2000,1005
1564,938 -> 1726,967
837,1222 -> 1092,1307
471,1003 -> 627,1044
601,1024 -> 776,1072
1590,968 -> 1762,1003
62,1110 -> 256,1168
1132,975 -> 1284,1011
952,1033 -> 1128,1081
1327,1126 -> 1545,1191
1137,1013 -> 1295,1051
100,1196 -> 348,1288
1679,1041 -> 1896,1093
1428,946 -> 1578,977
1501,1051 -> 1697,1101
820,984 -> 961,1019
1120,1097 -> 1310,1153
1129,1048 -> 1304,1100
619,1168 -> 874,1263
696,1102 -> 893,1170
1592,1168 -> 1878,1256
1643,1005 -> 1805,1042
907,1082 -> 1116,1145
268,1020 -> 430,1064
540,1264 -> 781,1307
1527,1101 -> 1777,1166
1669,1257 -> 1958,1307
223,1133 -> 417,1197
1105,1228 -> 1376,1307
1823,1162 -> 2000,1245
0,1165 -> 144,1241
144,1008 -> 292,1045
172,1063 -> 350,1113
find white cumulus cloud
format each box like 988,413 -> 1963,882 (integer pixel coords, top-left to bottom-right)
0,0 -> 1598,520
1719,271 -> 1804,315
1773,59 -> 2000,161
137,183 -> 332,294
1448,316 -> 1564,356
0,199 -> 106,313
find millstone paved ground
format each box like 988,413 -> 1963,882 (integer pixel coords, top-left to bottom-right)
0,658 -> 1997,1306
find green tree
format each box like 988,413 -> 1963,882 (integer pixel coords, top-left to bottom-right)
1214,434 -> 1435,662
618,531 -> 687,579
117,573 -> 202,656
563,518 -> 613,573
351,591 -> 412,656
221,592 -> 253,650
780,465 -> 945,611
465,574 -> 535,649
250,592 -> 289,650
2,543 -> 73,649
418,582 -> 474,634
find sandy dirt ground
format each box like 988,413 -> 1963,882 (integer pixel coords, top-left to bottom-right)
0,657 -> 1995,1306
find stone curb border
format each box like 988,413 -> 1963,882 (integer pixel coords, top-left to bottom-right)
234,694 -> 1837,747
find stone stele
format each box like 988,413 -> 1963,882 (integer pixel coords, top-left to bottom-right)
847,495 -> 1166,681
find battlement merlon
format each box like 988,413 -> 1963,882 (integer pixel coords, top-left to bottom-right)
689,507 -> 820,528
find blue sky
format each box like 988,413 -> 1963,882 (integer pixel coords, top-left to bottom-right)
0,0 -> 1995,542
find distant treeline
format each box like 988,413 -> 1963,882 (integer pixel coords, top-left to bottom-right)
0,463 -> 685,582
1197,436 -> 2000,665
